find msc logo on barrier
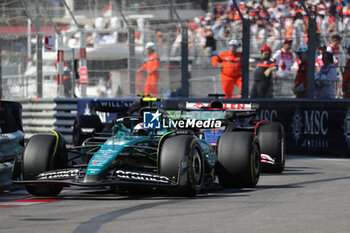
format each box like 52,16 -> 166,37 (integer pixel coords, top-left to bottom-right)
143,110 -> 161,129
291,109 -> 329,149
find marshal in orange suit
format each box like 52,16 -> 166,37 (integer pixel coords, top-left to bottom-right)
138,42 -> 160,97
211,40 -> 242,98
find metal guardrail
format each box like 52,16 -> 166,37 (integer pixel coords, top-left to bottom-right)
0,130 -> 24,188
17,98 -> 77,143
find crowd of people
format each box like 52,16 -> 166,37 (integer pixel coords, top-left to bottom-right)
138,0 -> 350,99
182,0 -> 350,54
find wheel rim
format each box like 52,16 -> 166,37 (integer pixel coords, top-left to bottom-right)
192,149 -> 202,185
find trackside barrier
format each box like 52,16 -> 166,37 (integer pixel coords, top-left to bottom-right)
167,98 -> 350,156
16,98 -> 77,143
53,98 -> 78,143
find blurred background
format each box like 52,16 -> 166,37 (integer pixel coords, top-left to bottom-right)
0,0 -> 349,99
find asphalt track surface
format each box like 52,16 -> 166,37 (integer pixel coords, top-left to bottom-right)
2,155 -> 350,233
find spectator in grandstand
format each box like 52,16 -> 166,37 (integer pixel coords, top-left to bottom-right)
204,28 -> 216,56
273,39 -> 294,74
327,34 -> 343,97
342,42 -> 350,98
315,51 -> 337,99
327,34 -> 342,71
250,45 -> 277,98
137,42 -> 160,97
293,45 -> 308,98
170,27 -> 182,57
256,22 -> 268,51
318,10 -> 329,34
293,12 -> 306,48
272,39 -> 294,96
267,19 -> 282,52
211,39 -> 242,98
315,45 -> 326,72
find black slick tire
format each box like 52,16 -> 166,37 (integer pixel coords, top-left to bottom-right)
257,122 -> 285,173
72,115 -> 103,146
160,135 -> 204,196
217,132 -> 260,188
23,133 -> 67,196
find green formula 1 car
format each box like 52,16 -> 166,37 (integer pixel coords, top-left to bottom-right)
12,97 -> 283,197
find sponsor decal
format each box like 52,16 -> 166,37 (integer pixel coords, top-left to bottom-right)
37,169 -> 80,180
167,110 -> 225,120
291,108 -> 329,149
186,102 -> 252,110
303,110 -> 328,135
84,103 -> 91,116
291,108 -> 303,145
81,100 -> 133,123
98,101 -> 133,108
96,111 -> 110,124
79,66 -> 88,84
44,34 -> 55,52
256,109 -> 278,122
115,170 -> 171,183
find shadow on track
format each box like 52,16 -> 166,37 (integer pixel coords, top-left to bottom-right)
70,187 -> 257,233
259,175 -> 350,189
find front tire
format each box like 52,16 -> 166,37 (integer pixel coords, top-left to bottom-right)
23,133 -> 67,196
217,132 -> 260,188
160,135 -> 204,196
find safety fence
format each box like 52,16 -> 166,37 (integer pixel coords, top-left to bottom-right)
2,0 -> 350,100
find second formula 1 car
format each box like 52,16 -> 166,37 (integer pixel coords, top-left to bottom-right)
183,94 -> 285,173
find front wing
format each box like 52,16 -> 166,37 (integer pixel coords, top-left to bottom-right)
12,167 -> 178,188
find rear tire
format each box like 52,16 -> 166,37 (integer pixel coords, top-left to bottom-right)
257,122 -> 285,173
217,132 -> 260,188
72,115 -> 103,146
160,135 -> 204,196
23,133 -> 67,196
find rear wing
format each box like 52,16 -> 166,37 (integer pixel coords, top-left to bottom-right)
179,102 -> 259,119
185,102 -> 259,111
